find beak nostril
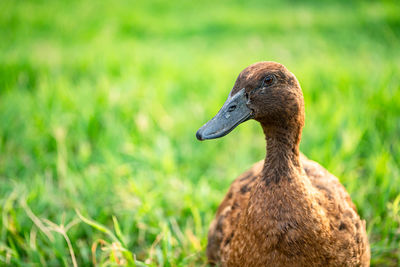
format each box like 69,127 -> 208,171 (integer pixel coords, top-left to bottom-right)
228,105 -> 237,112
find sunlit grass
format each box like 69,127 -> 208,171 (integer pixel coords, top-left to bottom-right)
0,0 -> 399,266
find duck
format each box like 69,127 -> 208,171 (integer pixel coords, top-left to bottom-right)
196,62 -> 370,267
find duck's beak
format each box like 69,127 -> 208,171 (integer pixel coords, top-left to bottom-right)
196,88 -> 253,141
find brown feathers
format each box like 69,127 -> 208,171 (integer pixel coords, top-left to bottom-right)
204,62 -> 370,266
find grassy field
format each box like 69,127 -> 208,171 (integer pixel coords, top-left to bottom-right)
1,0 -> 399,266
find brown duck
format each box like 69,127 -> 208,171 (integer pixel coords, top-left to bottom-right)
196,62 -> 370,266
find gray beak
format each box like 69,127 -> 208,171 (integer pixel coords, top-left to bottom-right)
196,88 -> 253,141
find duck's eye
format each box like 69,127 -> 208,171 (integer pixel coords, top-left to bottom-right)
262,75 -> 275,87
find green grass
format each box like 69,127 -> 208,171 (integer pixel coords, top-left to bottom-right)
1,0 -> 399,266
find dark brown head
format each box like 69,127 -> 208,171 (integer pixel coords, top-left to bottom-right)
196,61 -> 305,140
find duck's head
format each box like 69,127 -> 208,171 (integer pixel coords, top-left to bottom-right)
196,61 -> 304,141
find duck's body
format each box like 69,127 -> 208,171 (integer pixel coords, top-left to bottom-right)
196,62 -> 370,266
207,155 -> 369,266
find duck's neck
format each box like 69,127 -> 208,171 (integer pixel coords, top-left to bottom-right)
262,123 -> 303,184
235,122 -> 330,259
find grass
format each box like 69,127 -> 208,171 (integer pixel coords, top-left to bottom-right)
0,0 -> 399,265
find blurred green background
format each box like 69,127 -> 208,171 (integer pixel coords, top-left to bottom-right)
1,0 -> 399,266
